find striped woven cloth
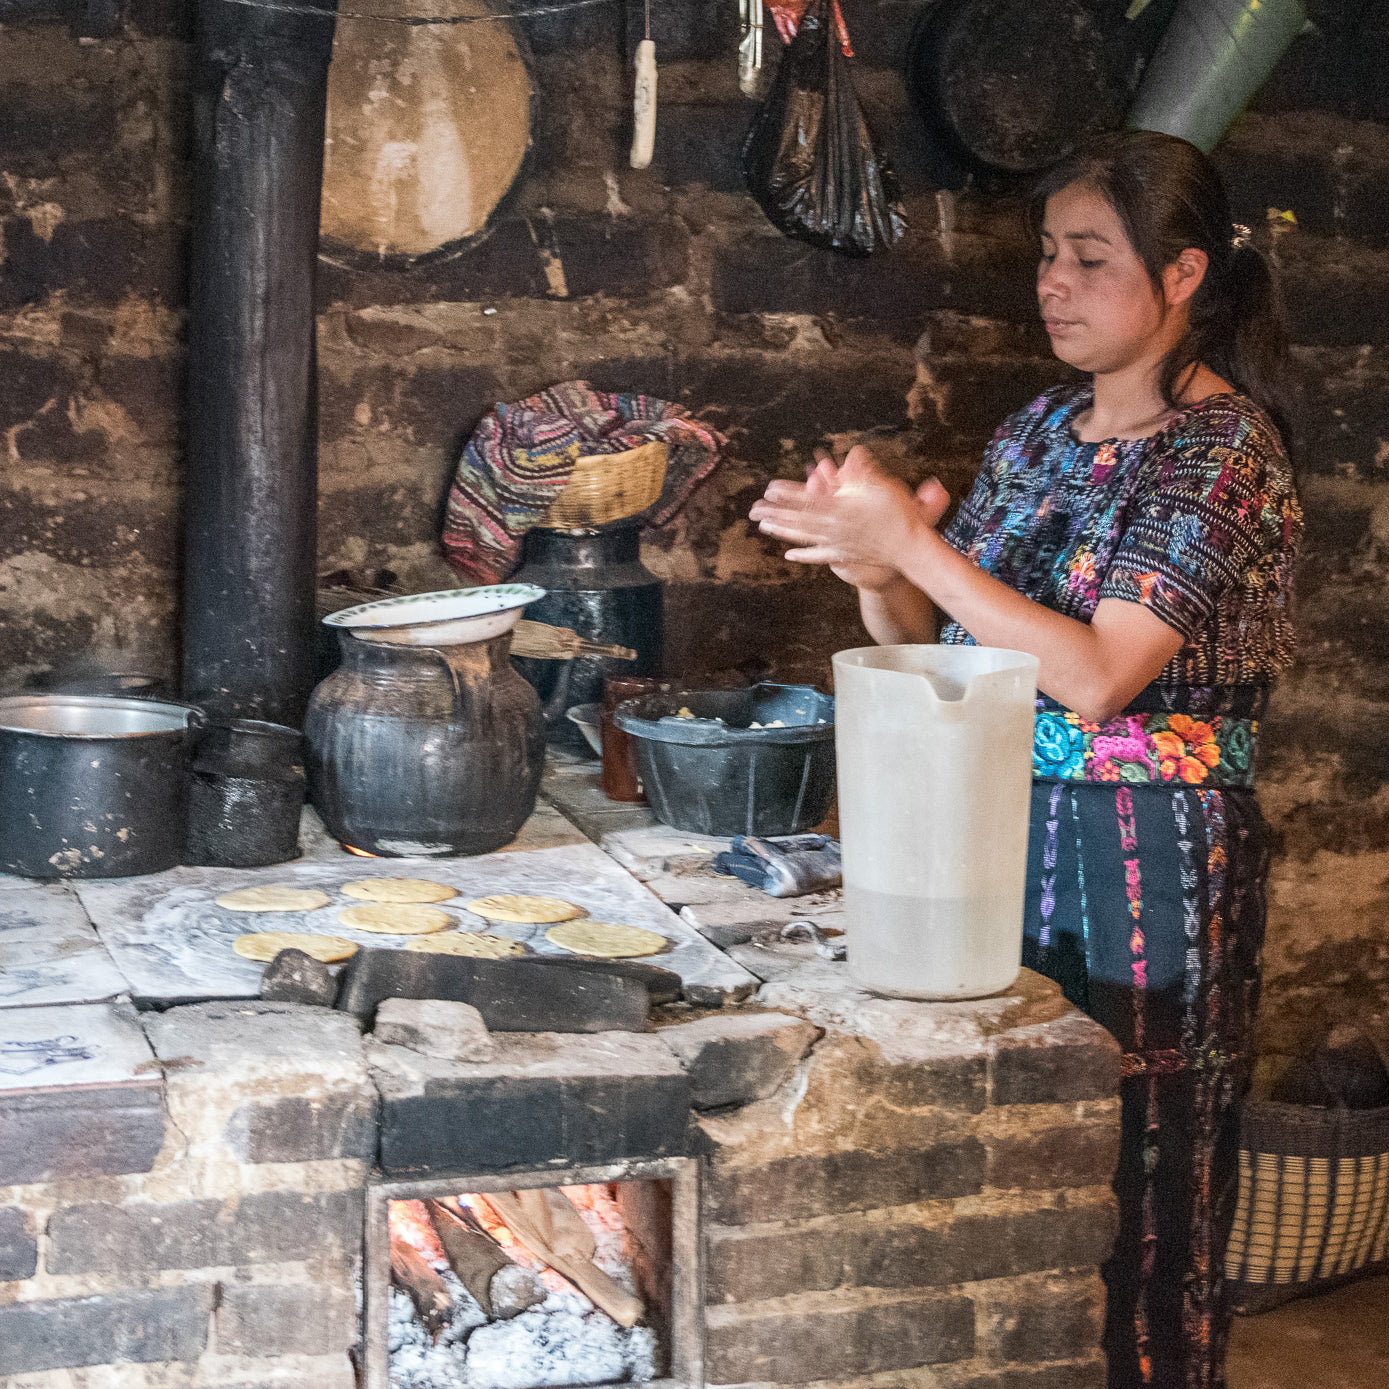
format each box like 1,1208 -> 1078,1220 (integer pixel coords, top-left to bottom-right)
441,381 -> 726,584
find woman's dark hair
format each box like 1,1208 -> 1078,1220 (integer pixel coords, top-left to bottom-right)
1031,130 -> 1295,448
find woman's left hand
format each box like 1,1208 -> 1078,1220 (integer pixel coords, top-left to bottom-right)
750,446 -> 939,570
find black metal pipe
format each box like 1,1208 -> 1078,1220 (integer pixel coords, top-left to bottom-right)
182,0 -> 338,725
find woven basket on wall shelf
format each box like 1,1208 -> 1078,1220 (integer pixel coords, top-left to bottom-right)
543,439 -> 668,529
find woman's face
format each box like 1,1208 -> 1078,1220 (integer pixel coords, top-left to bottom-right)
1037,182 -> 1171,375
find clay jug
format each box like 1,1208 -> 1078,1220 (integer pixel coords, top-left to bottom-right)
305,632 -> 544,857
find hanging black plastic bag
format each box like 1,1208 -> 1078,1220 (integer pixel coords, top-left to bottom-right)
742,0 -> 907,256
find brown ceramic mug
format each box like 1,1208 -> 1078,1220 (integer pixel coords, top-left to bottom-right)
601,676 -> 663,802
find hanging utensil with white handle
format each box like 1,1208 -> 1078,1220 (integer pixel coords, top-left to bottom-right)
629,0 -> 657,169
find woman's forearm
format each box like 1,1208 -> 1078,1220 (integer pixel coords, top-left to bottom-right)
858,574 -> 936,646
894,529 -> 1178,720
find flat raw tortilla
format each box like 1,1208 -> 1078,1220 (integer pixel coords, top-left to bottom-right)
216,886 -> 332,913
233,932 -> 358,963
465,894 -> 584,924
341,878 -> 458,904
404,932 -> 529,958
545,920 -> 669,958
337,903 -> 454,935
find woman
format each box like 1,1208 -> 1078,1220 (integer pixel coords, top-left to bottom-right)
750,130 -> 1302,1388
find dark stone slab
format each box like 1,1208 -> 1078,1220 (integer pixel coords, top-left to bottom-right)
658,1012 -> 818,1110
711,233 -> 952,335
319,214 -> 687,309
623,0 -> 729,61
703,1142 -> 986,1225
225,1094 -> 378,1164
0,1206 -> 37,1282
0,216 -> 186,311
370,1031 -> 691,1175
986,1120 -> 1121,1190
707,1195 -> 1115,1304
650,105 -> 750,193
0,1286 -> 213,1376
991,1030 -> 1121,1107
0,1085 -> 165,1186
705,1290 -> 975,1384
0,85 -> 118,175
257,947 -> 340,1007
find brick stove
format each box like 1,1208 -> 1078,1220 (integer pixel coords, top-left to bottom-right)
0,804 -> 1123,1389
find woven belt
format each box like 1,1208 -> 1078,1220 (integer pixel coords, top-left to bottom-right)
1032,700 -> 1257,789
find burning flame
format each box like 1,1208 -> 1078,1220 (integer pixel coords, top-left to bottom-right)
389,1200 -> 448,1268
344,844 -> 380,858
390,1185 -> 633,1304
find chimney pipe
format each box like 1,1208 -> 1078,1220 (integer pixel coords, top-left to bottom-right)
182,0 -> 338,725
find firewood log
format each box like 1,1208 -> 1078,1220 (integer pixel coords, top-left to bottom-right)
479,1191 -> 644,1328
425,1199 -> 512,1316
512,1187 -> 597,1262
390,1237 -> 451,1336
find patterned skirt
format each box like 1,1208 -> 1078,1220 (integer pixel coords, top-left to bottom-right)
1023,778 -> 1271,1389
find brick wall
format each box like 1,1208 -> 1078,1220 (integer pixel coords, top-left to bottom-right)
0,0 -> 1386,1052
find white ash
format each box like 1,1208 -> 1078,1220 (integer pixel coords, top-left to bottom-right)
390,1282 -> 657,1389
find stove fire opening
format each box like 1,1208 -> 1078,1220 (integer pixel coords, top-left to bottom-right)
384,1179 -> 677,1389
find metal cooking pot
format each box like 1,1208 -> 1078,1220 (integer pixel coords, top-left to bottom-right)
0,695 -> 205,879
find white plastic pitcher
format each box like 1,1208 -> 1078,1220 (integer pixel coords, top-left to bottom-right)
832,645 -> 1039,1000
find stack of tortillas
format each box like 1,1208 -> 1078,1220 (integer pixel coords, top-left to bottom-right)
219,880 -> 670,963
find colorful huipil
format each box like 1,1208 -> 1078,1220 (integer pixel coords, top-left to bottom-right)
941,384 -> 1302,1389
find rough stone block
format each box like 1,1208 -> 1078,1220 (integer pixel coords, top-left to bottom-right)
957,1361 -> 1108,1389
369,1031 -> 691,1175
145,1000 -> 375,1168
0,1085 -> 165,1185
990,1022 -> 1121,1106
0,1206 -> 37,1281
0,1286 -> 213,1376
976,1272 -> 1106,1364
703,1143 -> 986,1225
374,997 -> 497,1064
0,1001 -> 165,1185
215,1283 -> 357,1357
257,946 -> 340,1007
225,1093 -> 378,1164
658,1011 -> 818,1109
704,1290 -> 975,1384
228,1188 -> 364,1267
47,1189 -> 363,1274
985,1119 -> 1121,1190
706,1192 -> 1116,1304
47,1199 -> 225,1275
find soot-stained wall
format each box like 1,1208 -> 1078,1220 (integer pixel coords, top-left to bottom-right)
0,0 -> 1386,1056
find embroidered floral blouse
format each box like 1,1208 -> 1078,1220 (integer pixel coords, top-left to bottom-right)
939,385 -> 1302,787
941,384 -> 1302,688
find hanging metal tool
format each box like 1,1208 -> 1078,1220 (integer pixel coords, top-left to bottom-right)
629,0 -> 657,168
738,0 -> 764,94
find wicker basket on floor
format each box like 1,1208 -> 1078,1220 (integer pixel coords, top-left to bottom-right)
544,440 -> 668,528
1226,1097 -> 1389,1313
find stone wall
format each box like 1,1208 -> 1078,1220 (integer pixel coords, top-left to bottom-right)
0,973 -> 1120,1385
1,0 -> 1387,1053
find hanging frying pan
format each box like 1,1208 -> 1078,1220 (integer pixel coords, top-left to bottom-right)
904,0 -> 1150,192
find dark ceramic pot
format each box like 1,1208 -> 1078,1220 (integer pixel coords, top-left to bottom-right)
511,523 -> 664,744
304,632 -> 545,856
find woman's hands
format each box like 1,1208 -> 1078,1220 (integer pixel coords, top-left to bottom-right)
750,446 -> 951,591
